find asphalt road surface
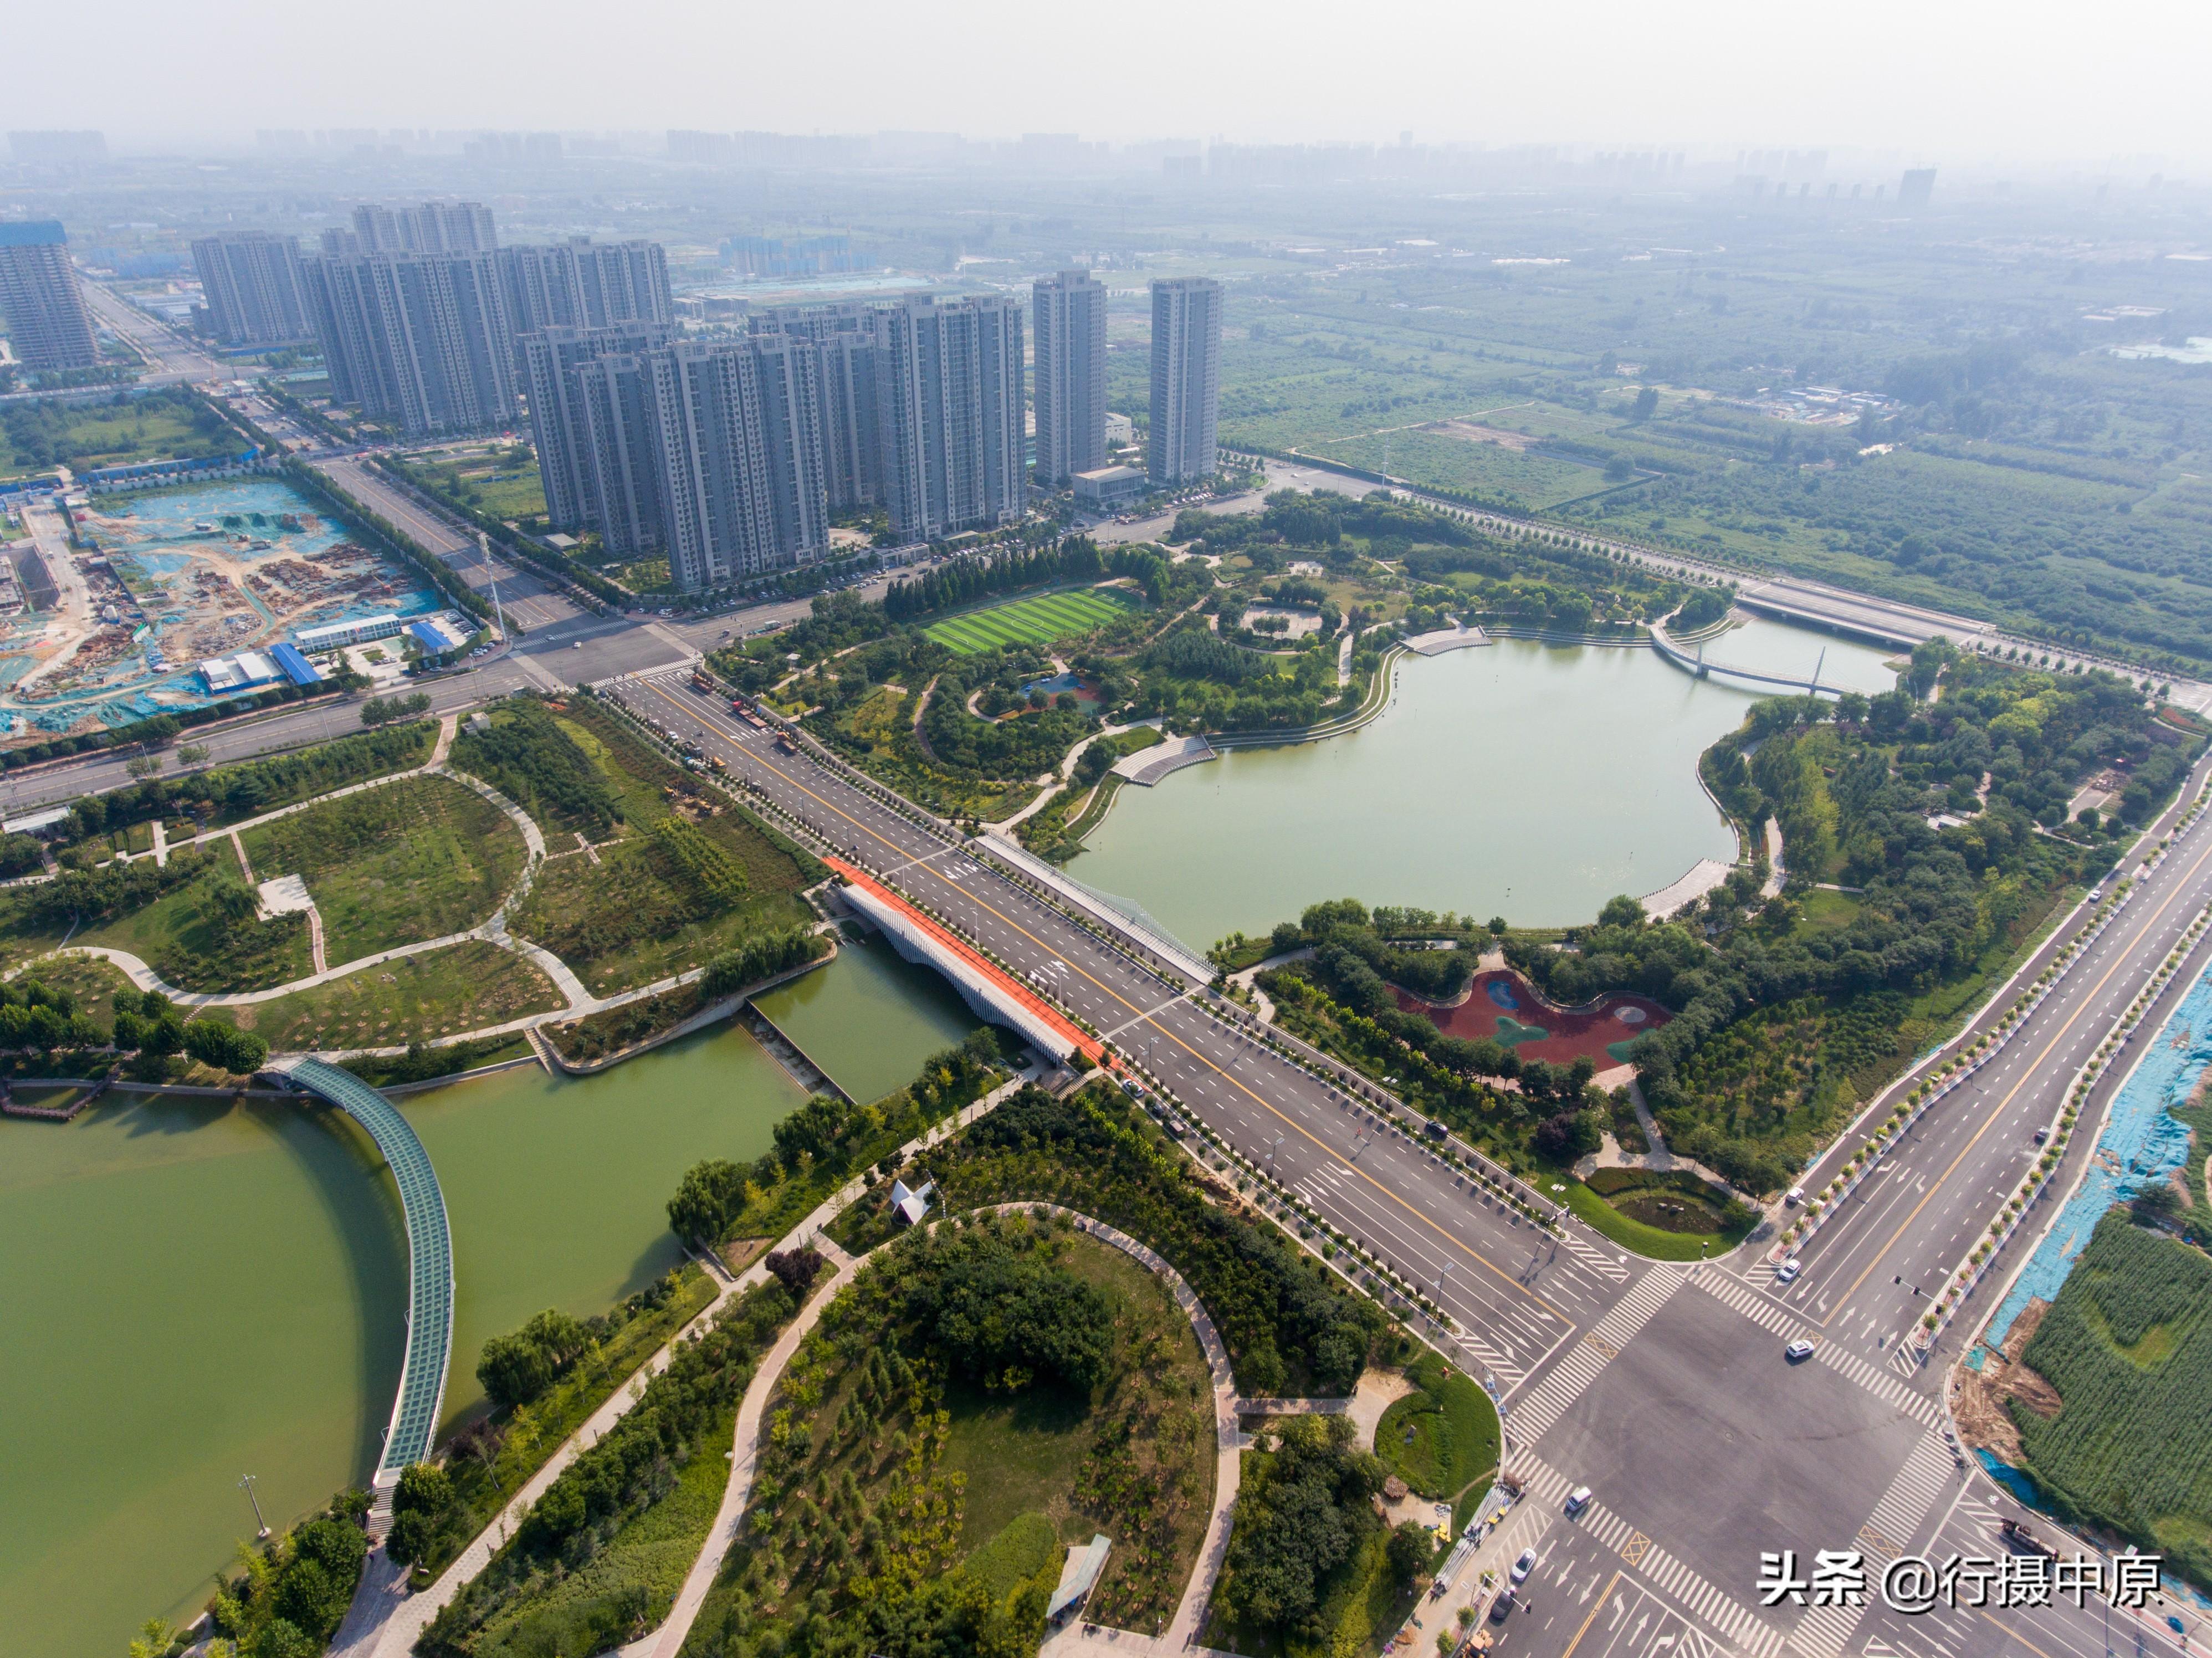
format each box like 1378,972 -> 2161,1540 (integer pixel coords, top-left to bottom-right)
604,660 -> 2206,1658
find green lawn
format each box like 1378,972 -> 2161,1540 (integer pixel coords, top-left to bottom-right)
228,940 -> 565,1053
1371,1350 -> 1502,1534
924,587 -> 1140,655
242,775 -> 527,964
1559,1169 -> 1757,1262
505,702 -> 818,995
78,849 -> 316,993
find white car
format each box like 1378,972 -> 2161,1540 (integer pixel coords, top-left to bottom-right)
1510,1548 -> 1538,1583
1775,1258 -> 1803,1284
1565,1486 -> 1593,1516
1784,1186 -> 1806,1206
1785,1338 -> 1816,1362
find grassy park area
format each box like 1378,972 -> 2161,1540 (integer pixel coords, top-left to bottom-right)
1372,1350 -> 1503,1534
227,941 -> 565,1052
506,697 -> 818,994
242,775 -> 528,963
77,850 -> 315,992
924,587 -> 1140,655
677,1212 -> 1218,1658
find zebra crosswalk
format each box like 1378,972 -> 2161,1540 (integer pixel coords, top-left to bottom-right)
1789,1434 -> 1959,1658
1692,1271 -> 1940,1426
1506,1269 -> 1684,1441
1519,1454 -> 1789,1658
1558,1226 -> 1633,1282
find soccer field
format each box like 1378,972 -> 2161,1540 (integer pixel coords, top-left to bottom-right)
923,587 -> 1140,654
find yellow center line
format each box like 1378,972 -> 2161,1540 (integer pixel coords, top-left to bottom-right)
1819,827 -> 2212,1325
1979,1609 -> 2065,1658
1559,1570 -> 1623,1658
639,676 -> 1565,1318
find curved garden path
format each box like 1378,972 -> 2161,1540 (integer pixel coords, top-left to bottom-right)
642,1199 -> 1245,1658
330,1070 -> 1040,1658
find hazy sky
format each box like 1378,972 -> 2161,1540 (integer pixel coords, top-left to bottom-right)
15,0 -> 2210,167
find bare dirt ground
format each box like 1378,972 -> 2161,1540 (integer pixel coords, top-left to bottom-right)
1954,1297 -> 2063,1465
1426,420 -> 1540,451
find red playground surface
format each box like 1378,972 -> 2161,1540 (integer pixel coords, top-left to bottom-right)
1396,968 -> 1671,1068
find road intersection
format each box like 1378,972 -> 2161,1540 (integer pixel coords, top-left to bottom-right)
25,293 -> 2212,1658
611,659 -> 2212,1658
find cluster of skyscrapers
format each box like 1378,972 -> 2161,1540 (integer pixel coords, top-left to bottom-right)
182,202 -> 673,438
0,198 -> 1224,600
527,293 -> 1026,590
523,272 -> 1221,593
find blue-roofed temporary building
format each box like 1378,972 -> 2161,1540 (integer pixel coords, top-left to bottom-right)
407,621 -> 450,654
268,642 -> 322,686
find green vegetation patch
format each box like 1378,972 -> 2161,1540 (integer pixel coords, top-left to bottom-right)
837,1082 -> 1386,1398
680,1214 -> 1214,1657
75,848 -> 315,992
0,388 -> 243,479
1373,1350 -> 1502,1531
924,587 -> 1139,655
229,940 -> 564,1054
451,698 -> 622,837
1563,1169 -> 1758,1262
421,1278 -> 800,1658
1209,1415 -> 1426,1658
2015,1211 -> 2212,1589
387,1267 -> 718,1582
243,774 -> 526,964
509,697 -> 818,995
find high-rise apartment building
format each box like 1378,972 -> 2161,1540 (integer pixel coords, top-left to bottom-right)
750,304 -> 882,511
521,323 -> 673,553
1031,270 -> 1107,487
191,232 -> 314,349
320,201 -> 498,257
303,249 -> 517,434
497,238 -> 673,338
523,328 -> 830,590
875,295 -> 1026,540
1148,278 -> 1221,485
652,336 -> 831,590
0,221 -> 99,371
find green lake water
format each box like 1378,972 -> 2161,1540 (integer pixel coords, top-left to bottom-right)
0,937 -> 984,1658
0,620 -> 1884,1657
1071,616 -> 1898,950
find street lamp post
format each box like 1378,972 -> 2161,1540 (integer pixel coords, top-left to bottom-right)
239,1472 -> 271,1540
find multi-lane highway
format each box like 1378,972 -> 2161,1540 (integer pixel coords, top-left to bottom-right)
609,659 -> 2206,1658
29,290 -> 2212,1658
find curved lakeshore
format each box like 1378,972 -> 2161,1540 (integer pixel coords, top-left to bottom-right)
0,933 -> 980,1658
1070,615 -> 1899,948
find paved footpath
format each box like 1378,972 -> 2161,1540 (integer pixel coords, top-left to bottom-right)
329,1068 -> 1040,1658
644,1195 -> 1248,1658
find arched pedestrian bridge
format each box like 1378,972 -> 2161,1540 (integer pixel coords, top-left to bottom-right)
274,1057 -> 453,1485
1649,620 -> 1845,697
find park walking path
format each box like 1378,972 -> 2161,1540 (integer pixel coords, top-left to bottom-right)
329,1067 -> 1040,1658
642,1190 -> 1247,1658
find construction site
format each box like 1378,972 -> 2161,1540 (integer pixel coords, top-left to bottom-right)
0,475 -> 443,738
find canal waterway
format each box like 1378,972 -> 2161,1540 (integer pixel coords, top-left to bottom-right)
0,936 -> 986,1658
1072,616 -> 1898,950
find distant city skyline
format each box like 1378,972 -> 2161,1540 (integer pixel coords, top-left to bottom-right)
4,0 -> 2206,166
